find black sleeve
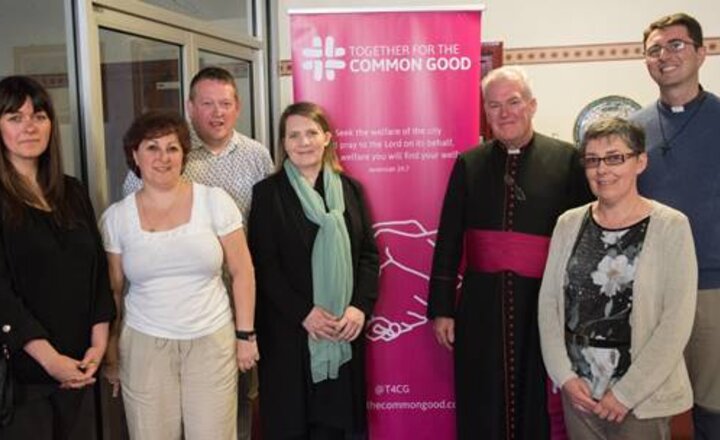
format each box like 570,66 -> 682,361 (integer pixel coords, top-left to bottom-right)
72,179 -> 116,325
248,180 -> 315,325
347,178 -> 379,317
427,157 -> 467,319
0,207 -> 48,352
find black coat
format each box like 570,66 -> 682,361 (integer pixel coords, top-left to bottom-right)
428,134 -> 592,440
248,169 -> 379,439
0,177 -> 115,385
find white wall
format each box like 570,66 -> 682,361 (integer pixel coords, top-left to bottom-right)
276,0 -> 720,142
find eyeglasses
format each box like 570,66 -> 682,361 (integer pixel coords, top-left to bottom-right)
644,39 -> 697,59
580,152 -> 638,169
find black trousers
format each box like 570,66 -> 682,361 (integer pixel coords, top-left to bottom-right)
693,404 -> 720,440
285,424 -> 368,440
0,384 -> 93,440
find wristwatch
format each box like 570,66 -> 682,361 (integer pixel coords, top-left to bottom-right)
235,329 -> 257,341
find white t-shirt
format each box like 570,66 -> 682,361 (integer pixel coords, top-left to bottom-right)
101,183 -> 243,339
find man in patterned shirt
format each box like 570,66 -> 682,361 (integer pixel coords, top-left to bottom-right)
123,66 -> 273,440
123,66 -> 272,218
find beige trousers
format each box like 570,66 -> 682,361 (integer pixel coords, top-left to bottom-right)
685,288 -> 720,411
562,394 -> 670,440
119,322 -> 238,440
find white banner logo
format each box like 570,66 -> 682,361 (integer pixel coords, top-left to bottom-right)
301,35 -> 346,81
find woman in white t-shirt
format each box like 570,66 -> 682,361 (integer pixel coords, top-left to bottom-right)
100,111 -> 258,440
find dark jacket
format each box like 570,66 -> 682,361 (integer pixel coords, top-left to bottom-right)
248,169 -> 379,438
0,177 -> 115,385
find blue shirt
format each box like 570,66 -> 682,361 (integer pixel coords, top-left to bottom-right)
632,91 -> 720,289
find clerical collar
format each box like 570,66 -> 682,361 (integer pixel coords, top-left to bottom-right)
655,89 -> 708,155
659,86 -> 706,114
497,135 -> 534,155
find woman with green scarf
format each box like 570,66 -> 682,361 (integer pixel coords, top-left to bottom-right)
248,102 -> 379,440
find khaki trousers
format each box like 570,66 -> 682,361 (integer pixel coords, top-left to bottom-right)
120,322 -> 238,440
686,289 -> 720,410
562,394 -> 670,440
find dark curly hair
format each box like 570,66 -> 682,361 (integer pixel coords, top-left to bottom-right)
122,110 -> 192,178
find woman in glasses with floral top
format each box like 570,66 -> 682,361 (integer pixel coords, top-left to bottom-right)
538,117 -> 697,439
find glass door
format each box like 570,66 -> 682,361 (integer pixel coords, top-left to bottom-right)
77,3 -> 268,210
99,28 -> 183,202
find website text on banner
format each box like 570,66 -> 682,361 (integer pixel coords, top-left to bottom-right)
291,7 -> 481,439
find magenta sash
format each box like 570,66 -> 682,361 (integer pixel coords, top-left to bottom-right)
465,229 -> 551,279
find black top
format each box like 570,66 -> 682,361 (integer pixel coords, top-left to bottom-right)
428,133 -> 592,318
0,176 -> 115,385
426,133 -> 592,440
248,169 -> 379,438
565,209 -> 650,399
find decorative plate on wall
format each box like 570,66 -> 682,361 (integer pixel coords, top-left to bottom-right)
573,95 -> 642,145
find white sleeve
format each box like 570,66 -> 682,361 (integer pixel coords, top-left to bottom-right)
99,203 -> 123,254
207,186 -> 244,237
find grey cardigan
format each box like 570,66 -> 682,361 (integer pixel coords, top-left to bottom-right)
538,200 -> 697,419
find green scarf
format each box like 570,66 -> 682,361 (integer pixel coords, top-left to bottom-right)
284,160 -> 353,383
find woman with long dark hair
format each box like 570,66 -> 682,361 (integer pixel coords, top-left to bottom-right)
0,75 -> 115,439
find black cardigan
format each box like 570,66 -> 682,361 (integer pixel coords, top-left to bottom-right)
248,170 -> 379,438
0,177 -> 115,385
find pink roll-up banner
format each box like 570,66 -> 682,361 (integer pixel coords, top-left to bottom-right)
290,7 -> 482,439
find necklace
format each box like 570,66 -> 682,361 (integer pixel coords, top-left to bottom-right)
656,91 -> 707,156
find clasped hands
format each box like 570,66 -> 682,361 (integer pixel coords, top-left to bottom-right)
50,346 -> 103,390
563,377 -> 629,423
302,305 -> 365,342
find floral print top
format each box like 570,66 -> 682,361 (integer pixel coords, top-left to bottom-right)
564,207 -> 650,400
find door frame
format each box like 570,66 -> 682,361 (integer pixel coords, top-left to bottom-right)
75,0 -> 268,210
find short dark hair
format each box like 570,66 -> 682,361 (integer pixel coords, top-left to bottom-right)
643,13 -> 704,47
189,66 -> 238,101
580,117 -> 646,156
276,102 -> 342,173
123,111 -> 192,178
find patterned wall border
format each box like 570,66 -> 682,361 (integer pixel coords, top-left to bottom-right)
279,37 -> 720,75
506,37 -> 720,65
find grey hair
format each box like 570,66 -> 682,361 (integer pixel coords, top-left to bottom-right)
481,65 -> 533,99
